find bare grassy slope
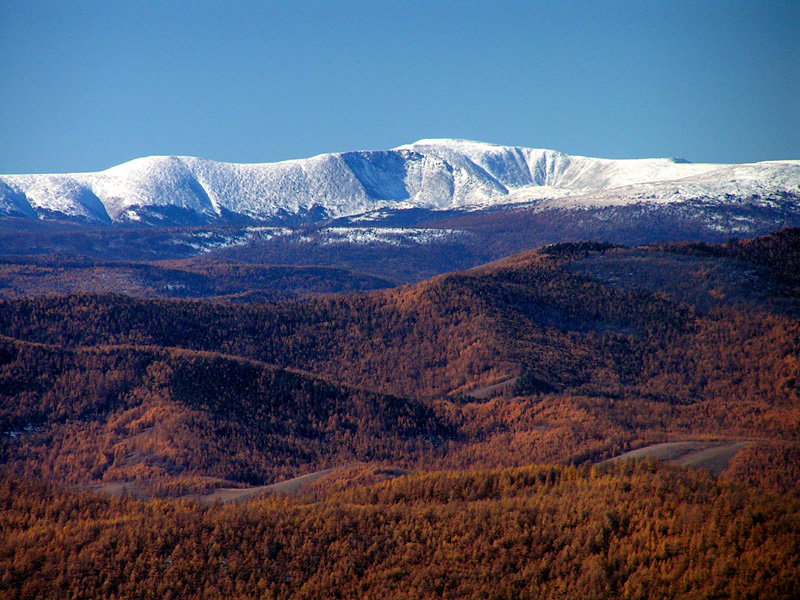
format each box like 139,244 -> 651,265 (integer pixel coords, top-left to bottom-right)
608,441 -> 753,475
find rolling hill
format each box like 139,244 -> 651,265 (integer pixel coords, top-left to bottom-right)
2,229 -> 799,498
3,229 -> 800,599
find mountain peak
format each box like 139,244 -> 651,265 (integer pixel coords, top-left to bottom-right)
396,138 -> 526,153
401,138 -> 505,147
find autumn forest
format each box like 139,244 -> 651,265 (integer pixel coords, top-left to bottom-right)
2,228 -> 800,598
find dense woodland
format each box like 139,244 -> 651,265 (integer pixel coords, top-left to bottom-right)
2,228 -> 800,597
3,462 -> 799,599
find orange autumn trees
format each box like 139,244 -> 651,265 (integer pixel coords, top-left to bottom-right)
3,461 -> 800,600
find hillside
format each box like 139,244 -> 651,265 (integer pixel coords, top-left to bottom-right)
0,254 -> 394,301
0,339 -> 451,496
1,229 -> 799,498
3,462 -> 799,600
2,229 -> 800,598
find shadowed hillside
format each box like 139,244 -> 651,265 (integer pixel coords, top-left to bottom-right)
0,339 -> 450,496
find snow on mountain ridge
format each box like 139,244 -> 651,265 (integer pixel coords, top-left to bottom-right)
1,140 -> 798,225
395,139 -> 723,192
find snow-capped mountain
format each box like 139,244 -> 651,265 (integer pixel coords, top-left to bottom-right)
1,139 -> 798,226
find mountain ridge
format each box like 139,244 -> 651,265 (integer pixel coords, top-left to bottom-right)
2,139 -> 798,226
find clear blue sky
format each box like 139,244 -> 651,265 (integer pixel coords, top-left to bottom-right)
1,0 -> 798,174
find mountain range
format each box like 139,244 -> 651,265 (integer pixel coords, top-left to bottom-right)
3,139 -> 800,597
2,139 -> 799,228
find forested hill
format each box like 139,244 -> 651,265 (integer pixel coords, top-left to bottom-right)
1,229 -> 799,499
0,339 -> 449,495
0,231 -> 798,399
2,229 -> 800,598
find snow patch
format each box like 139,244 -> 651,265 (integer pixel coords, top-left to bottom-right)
300,227 -> 467,246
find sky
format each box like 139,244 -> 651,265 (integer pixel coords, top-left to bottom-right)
1,0 -> 798,174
